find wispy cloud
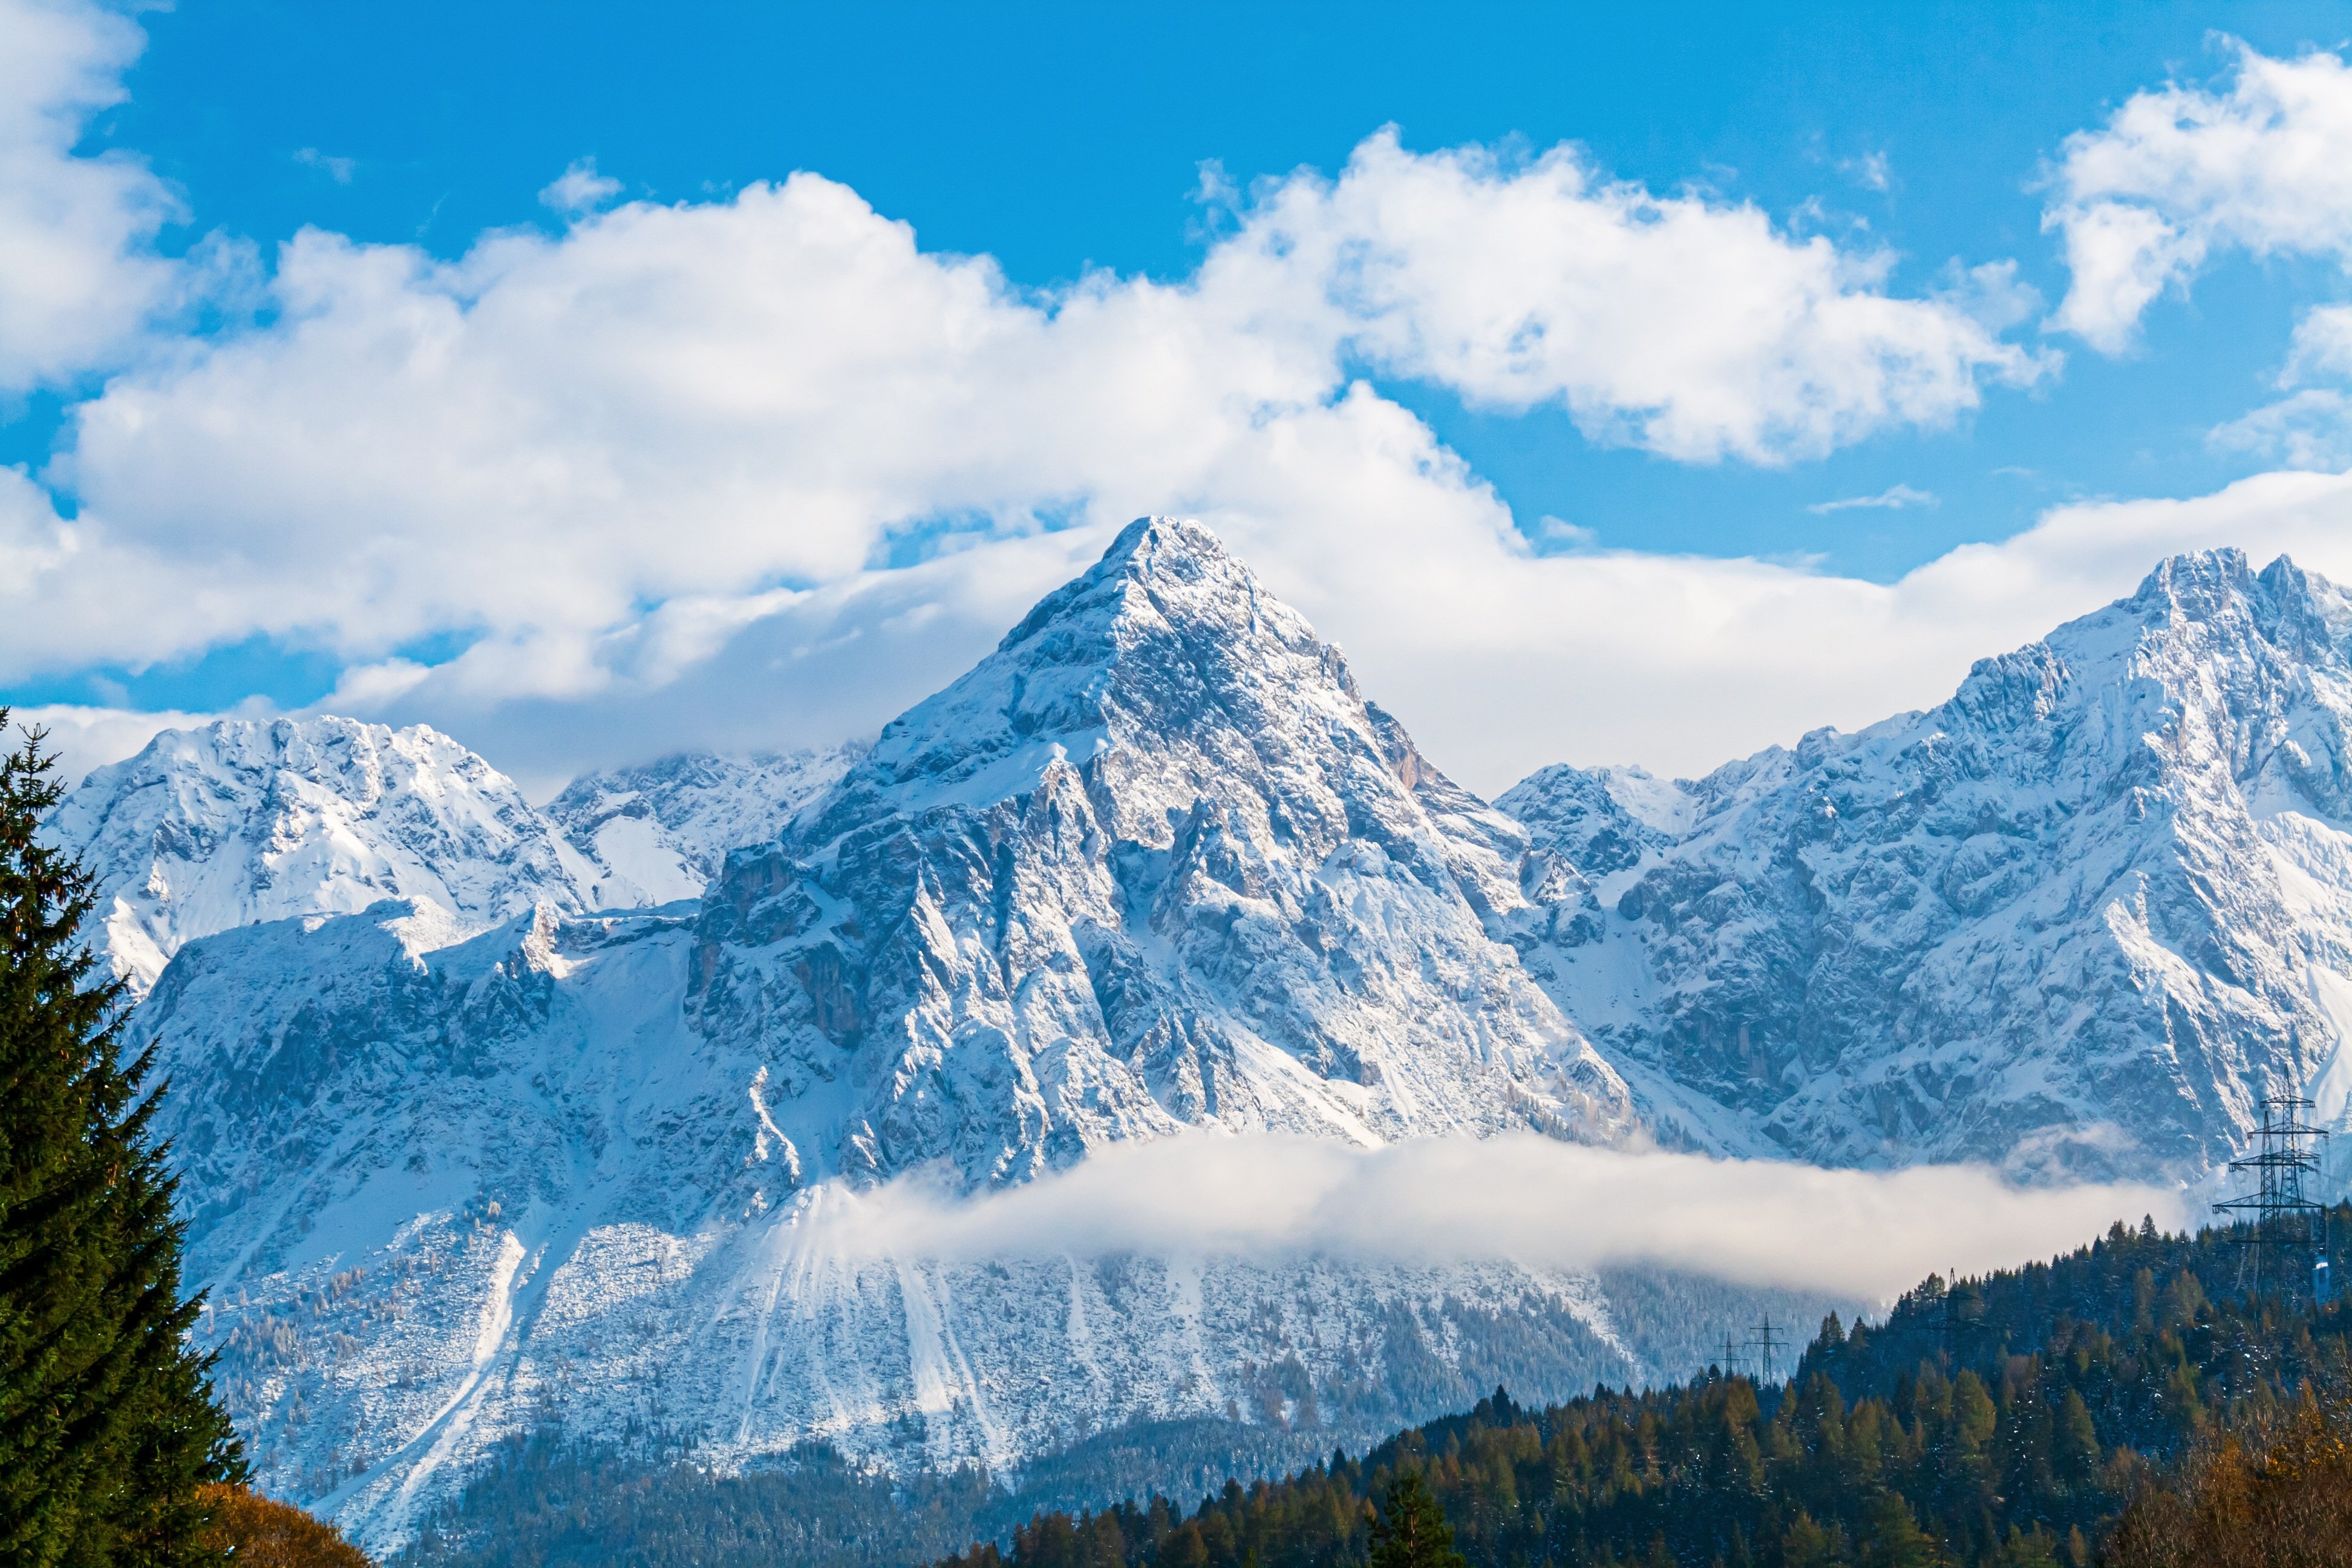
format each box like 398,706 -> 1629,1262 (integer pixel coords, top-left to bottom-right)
540,157 -> 621,216
802,1132 -> 2185,1304
294,147 -> 354,185
1808,483 -> 1938,514
2044,42 -> 2352,351
1841,149 -> 1893,194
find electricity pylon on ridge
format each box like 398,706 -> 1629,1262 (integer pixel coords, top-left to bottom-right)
2213,1094 -> 2332,1302
1746,1314 -> 1786,1385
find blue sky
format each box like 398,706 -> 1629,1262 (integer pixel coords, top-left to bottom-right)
85,0 -> 2334,573
10,1 -> 2352,792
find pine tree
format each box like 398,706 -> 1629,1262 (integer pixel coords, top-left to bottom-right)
1366,1472 -> 1465,1568
0,714 -> 243,1567
1780,1513 -> 1843,1568
1858,1492 -> 1941,1568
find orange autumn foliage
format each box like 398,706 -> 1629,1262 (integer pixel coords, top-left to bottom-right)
200,1484 -> 374,1568
2102,1397 -> 2352,1568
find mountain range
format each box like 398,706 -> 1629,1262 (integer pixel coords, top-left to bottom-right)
41,520 -> 2352,1546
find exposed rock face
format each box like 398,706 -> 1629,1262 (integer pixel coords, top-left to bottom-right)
128,519 -> 1648,1547
113,529 -> 2352,1547
546,745 -> 865,907
1502,550 -> 2352,1180
688,515 -> 1633,1187
47,717 -> 588,994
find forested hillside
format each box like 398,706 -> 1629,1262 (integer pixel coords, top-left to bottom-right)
935,1213 -> 2352,1568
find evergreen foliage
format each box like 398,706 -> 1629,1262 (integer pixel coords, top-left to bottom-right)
1367,1474 -> 1466,1568
931,1212 -> 2352,1568
0,714 -> 243,1567
396,1436 -> 996,1568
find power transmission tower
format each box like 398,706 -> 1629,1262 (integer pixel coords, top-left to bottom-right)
1719,1331 -> 1741,1381
2213,1095 -> 2332,1301
1746,1314 -> 1786,1385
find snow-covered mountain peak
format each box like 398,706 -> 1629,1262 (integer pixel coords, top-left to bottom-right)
693,517 -> 1632,1187
546,744 -> 864,906
1503,548 -> 2352,1178
837,515 -> 1357,826
2123,545 -> 2352,636
2037,548 -> 2352,686
120,521 -> 1659,1539
48,716 -> 591,993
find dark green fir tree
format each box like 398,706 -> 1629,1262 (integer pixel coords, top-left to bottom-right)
1367,1472 -> 1466,1568
0,714 -> 243,1567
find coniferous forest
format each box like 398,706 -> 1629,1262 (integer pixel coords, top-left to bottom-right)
927,1215 -> 2352,1568
400,1209 -> 2352,1568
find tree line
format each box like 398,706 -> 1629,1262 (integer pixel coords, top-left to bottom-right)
933,1215 -> 2352,1568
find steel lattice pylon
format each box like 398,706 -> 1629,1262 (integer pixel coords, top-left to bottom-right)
2213,1094 -> 2333,1301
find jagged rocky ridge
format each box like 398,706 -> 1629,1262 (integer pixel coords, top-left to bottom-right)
48,717 -> 590,994
687,514 -> 1631,1186
128,520 -> 1670,1548
1501,548 -> 2352,1181
46,719 -> 858,995
545,745 -> 864,908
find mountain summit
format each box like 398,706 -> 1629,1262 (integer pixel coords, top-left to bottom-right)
1504,548 -> 2352,1179
694,515 -> 1633,1186
126,519 -> 1652,1543
97,529 -> 2352,1545
47,717 -> 589,993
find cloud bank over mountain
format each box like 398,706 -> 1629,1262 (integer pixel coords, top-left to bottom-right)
11,3 -> 2352,796
810,1132 -> 2184,1302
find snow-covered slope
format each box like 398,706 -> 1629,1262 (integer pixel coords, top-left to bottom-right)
545,745 -> 864,907
139,520 -> 1655,1546
47,717 -> 589,994
1502,549 -> 2352,1181
156,898 -> 1702,1549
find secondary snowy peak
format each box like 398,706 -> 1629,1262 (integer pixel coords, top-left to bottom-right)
48,716 -> 587,993
1508,548 -> 2352,1180
695,516 -> 1633,1186
546,743 -> 864,907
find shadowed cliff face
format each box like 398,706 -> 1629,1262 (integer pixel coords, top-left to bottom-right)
1506,549 -> 2352,1182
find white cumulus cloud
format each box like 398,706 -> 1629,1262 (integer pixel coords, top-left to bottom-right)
0,0 -> 184,390
19,15 -> 2352,801
1217,131 -> 2045,463
2045,41 -> 2352,351
0,119 -> 2047,786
